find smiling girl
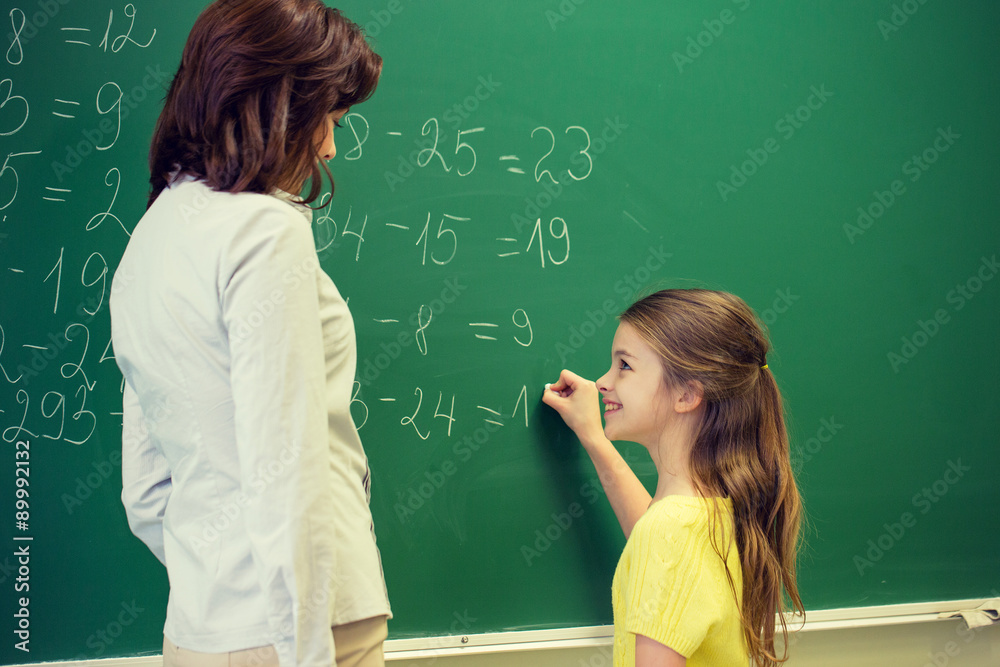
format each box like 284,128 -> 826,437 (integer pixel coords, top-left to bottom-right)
543,289 -> 803,667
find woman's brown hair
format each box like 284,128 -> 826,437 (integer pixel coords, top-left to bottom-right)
148,0 -> 382,208
620,289 -> 804,666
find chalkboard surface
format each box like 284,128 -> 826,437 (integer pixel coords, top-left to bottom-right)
2,0 -> 999,663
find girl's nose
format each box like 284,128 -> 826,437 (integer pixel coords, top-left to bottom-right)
596,369 -> 612,393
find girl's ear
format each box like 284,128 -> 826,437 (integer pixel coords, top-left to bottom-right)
675,380 -> 704,413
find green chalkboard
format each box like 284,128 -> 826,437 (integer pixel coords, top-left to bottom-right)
2,0 -> 999,663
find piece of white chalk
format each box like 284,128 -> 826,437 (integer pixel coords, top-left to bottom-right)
545,383 -> 551,391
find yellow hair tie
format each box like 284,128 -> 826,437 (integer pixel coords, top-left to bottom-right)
761,364 -> 769,370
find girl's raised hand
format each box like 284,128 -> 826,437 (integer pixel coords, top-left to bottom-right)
541,369 -> 605,445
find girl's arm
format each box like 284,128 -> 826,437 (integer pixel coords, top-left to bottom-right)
635,634 -> 687,667
542,369 -> 652,538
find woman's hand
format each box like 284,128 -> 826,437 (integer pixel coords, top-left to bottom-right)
541,369 -> 605,446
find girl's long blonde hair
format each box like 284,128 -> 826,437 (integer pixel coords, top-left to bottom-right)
620,289 -> 803,666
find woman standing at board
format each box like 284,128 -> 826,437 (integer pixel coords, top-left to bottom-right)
543,290 -> 803,666
110,2 -> 389,666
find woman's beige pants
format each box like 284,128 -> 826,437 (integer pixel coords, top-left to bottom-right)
162,615 -> 388,667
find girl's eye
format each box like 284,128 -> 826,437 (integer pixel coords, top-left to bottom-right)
619,360 -> 631,371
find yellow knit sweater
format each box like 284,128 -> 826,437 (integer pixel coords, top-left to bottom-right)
611,496 -> 747,666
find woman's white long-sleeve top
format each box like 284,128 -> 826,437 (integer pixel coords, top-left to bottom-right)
110,176 -> 390,667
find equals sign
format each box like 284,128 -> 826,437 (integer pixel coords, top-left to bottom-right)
500,155 -> 524,175
53,99 -> 80,119
43,187 -> 70,202
61,27 -> 91,47
477,405 -> 504,427
469,322 -> 498,340
496,237 -> 519,258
